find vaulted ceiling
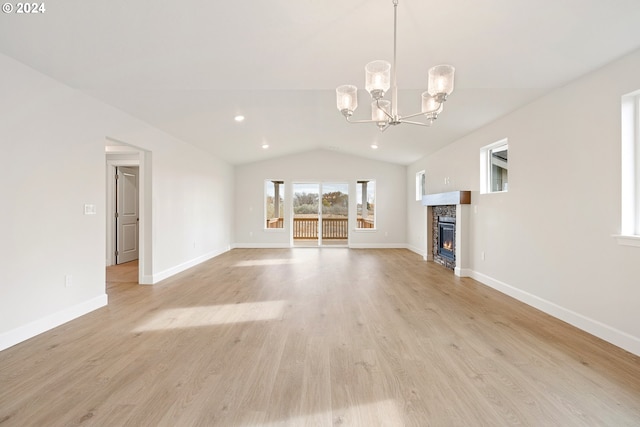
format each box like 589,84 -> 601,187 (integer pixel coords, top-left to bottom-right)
2,0 -> 640,165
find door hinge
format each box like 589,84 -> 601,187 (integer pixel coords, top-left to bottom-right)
115,173 -> 119,180
115,212 -> 119,218
115,250 -> 119,256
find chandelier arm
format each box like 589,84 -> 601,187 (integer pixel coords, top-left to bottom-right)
398,105 -> 442,121
397,119 -> 433,127
345,117 -> 382,124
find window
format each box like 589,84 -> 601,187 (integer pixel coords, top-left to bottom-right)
619,91 -> 640,245
265,180 -> 284,229
416,170 -> 426,201
481,139 -> 508,193
356,180 -> 375,229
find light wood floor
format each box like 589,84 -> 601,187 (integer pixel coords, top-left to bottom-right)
1,249 -> 639,426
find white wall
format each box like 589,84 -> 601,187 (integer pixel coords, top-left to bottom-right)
0,53 -> 233,350
234,150 -> 406,248
407,49 -> 640,356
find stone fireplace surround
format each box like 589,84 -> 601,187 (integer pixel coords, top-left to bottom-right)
422,191 -> 471,277
432,206 -> 457,270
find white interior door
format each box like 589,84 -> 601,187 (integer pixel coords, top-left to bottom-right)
116,166 -> 139,264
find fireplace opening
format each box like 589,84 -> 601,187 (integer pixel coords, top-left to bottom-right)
438,216 -> 456,261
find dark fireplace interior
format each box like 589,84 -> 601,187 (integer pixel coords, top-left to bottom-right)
438,216 -> 456,261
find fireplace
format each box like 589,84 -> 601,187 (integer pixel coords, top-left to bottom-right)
423,191 -> 471,276
438,216 -> 456,261
430,204 -> 457,270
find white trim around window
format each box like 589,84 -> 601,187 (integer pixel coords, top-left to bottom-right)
480,139 -> 509,194
618,90 -> 640,246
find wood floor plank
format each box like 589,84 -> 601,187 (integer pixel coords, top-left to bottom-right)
1,248 -> 639,426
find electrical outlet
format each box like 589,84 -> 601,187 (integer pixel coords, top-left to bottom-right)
481,251 -> 485,261
65,274 -> 73,288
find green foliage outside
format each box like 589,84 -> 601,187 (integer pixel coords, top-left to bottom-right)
294,191 -> 348,217
266,196 -> 283,219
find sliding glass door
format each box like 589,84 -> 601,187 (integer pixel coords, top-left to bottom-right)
321,183 -> 348,246
292,183 -> 320,246
292,182 -> 348,246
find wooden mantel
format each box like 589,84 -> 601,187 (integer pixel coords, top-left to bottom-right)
422,191 -> 471,206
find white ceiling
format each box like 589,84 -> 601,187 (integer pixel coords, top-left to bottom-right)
2,0 -> 640,165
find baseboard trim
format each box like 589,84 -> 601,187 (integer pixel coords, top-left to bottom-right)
140,275 -> 154,285
0,294 -> 108,352
150,247 -> 230,284
406,244 -> 426,258
455,267 -> 472,277
470,270 -> 640,357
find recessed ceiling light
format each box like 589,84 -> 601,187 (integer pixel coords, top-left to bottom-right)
262,143 -> 269,149
371,143 -> 379,149
234,115 -> 245,122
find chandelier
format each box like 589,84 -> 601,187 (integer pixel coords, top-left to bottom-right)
336,0 -> 455,132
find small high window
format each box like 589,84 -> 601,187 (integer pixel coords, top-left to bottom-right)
620,91 -> 640,241
481,140 -> 508,193
416,170 -> 426,201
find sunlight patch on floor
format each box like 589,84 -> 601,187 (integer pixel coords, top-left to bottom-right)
241,399 -> 404,427
233,259 -> 298,267
133,301 -> 287,332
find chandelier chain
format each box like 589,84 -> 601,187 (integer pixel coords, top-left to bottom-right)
392,0 -> 398,118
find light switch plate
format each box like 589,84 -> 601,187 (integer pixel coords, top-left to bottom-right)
84,204 -> 96,215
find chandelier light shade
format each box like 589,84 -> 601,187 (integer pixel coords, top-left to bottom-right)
422,92 -> 443,122
428,65 -> 455,99
336,0 -> 455,131
365,61 -> 391,99
372,99 -> 392,127
336,85 -> 358,116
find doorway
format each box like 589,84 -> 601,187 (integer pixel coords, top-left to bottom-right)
292,182 -> 349,247
105,141 -> 151,285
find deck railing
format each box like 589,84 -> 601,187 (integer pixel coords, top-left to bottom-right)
293,217 -> 320,239
293,217 -> 349,240
271,217 -> 373,239
266,218 -> 284,228
357,218 -> 375,229
321,218 -> 349,240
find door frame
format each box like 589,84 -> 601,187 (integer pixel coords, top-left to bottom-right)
106,141 -> 152,284
291,182 -> 321,247
321,182 -> 350,247
106,160 -> 139,265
